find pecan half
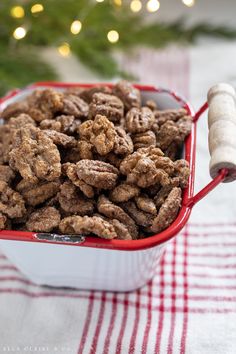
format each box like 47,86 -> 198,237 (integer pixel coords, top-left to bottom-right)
79,115 -> 116,156
26,206 -> 61,232
59,215 -> 117,239
113,80 -> 141,110
109,182 -> 140,203
97,195 -> 138,239
16,179 -> 60,206
58,181 -> 94,215
9,126 -> 61,183
89,92 -> 124,122
150,187 -> 182,233
76,160 -> 119,190
126,107 -> 155,134
0,181 -> 26,218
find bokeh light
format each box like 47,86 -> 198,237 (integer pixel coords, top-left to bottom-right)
10,6 -> 25,18
130,0 -> 142,12
58,43 -> 71,57
13,27 -> 27,40
107,30 -> 119,43
70,20 -> 82,35
146,0 -> 160,12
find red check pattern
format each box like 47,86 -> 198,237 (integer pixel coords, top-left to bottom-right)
1,223 -> 236,353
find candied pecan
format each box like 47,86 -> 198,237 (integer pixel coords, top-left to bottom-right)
0,115 -> 36,164
40,119 -> 61,132
12,206 -> 34,225
89,93 -> 124,122
59,215 -> 117,239
16,179 -> 60,206
146,100 -> 158,111
79,115 -> 116,156
122,201 -> 154,227
0,181 -> 26,218
0,212 -> 7,230
173,159 -> 190,188
0,125 -> 15,163
9,126 -> 61,183
8,114 -> 36,129
156,121 -> 179,151
135,195 -> 157,215
1,101 -> 29,120
126,107 -> 155,134
28,89 -> 64,122
154,183 -> 178,209
111,219 -> 132,240
56,115 -> 81,134
175,115 -> 192,143
76,160 -> 119,190
113,80 -> 141,110
164,142 -> 179,160
26,206 -> 60,232
120,147 -> 172,188
40,115 -> 81,134
97,195 -> 138,239
58,181 -> 94,215
61,94 -> 89,118
113,127 -> 133,156
150,187 -> 182,233
78,120 -> 93,141
110,182 -> 140,203
77,140 -> 94,160
79,86 -> 112,103
132,130 -> 156,150
63,163 -> 94,198
43,130 -> 77,148
154,108 -> 188,126
0,165 -> 15,183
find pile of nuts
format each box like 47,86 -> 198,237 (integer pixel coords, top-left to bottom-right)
0,81 -> 192,240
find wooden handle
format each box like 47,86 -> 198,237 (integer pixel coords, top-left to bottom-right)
208,83 -> 236,182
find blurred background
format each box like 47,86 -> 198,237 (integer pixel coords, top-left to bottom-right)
0,0 -> 236,95
1,0 -> 236,220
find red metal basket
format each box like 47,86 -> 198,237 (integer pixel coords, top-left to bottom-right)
0,82 -> 229,251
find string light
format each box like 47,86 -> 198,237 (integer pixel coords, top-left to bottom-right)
146,0 -> 160,12
182,0 -> 195,7
70,20 -> 82,35
10,6 -> 25,18
58,43 -> 71,57
13,26 -> 27,40
130,0 -> 142,12
107,30 -> 119,43
113,0 -> 122,5
31,4 -> 44,14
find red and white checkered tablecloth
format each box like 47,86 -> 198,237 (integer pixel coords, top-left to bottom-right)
0,223 -> 236,353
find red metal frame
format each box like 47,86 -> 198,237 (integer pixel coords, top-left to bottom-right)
0,82 -> 228,251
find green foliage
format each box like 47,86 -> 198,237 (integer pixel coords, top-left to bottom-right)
0,0 -> 236,95
0,46 -> 57,97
